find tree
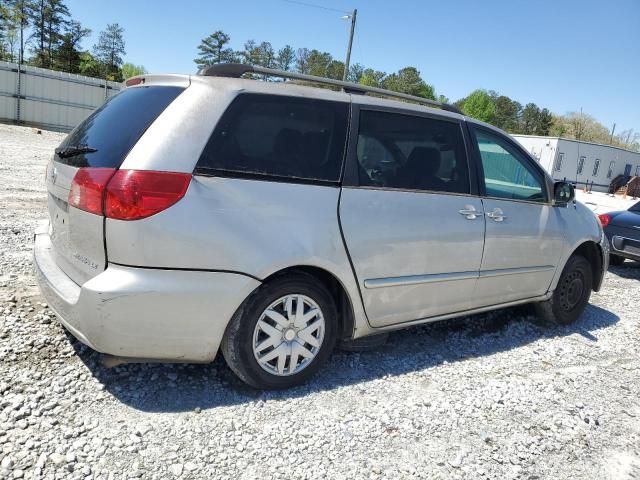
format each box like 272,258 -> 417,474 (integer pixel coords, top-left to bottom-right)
306,49 -> 332,77
552,111 -> 616,144
0,3 -> 9,60
296,48 -> 311,73
275,44 -> 295,71
77,50 -> 101,77
347,62 -> 364,83
4,0 -> 33,63
55,19 -> 89,72
537,108 -> 553,135
194,30 -> 235,67
295,47 -> 310,73
325,59 -> 345,80
492,95 -> 521,132
383,66 -> 435,99
460,89 -> 495,123
121,62 -> 146,79
30,0 -> 70,68
616,129 -> 640,151
253,41 -> 275,68
359,68 -> 385,88
93,23 -> 126,80
520,103 -> 540,135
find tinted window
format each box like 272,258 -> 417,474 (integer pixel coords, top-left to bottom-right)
56,86 -> 184,168
197,94 -> 349,182
356,110 -> 470,194
474,129 -> 545,202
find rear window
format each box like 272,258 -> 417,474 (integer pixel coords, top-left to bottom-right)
55,86 -> 184,168
196,93 -> 349,183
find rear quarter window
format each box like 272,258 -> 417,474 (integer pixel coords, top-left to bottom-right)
55,86 -> 184,168
196,93 -> 349,183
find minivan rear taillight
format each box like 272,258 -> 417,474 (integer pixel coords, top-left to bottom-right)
105,170 -> 192,220
69,168 -> 191,220
68,168 -> 116,215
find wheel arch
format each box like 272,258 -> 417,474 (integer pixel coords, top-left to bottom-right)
262,265 -> 356,341
568,240 -> 605,292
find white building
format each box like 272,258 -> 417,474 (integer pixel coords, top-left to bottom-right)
512,135 -> 640,192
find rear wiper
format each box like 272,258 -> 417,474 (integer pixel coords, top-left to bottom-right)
55,145 -> 98,158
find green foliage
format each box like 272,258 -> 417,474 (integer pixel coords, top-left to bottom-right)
359,68 -> 385,88
275,44 -> 295,71
93,23 -> 126,80
194,30 -> 236,66
461,89 -> 496,123
77,50 -> 101,77
30,0 -> 70,68
3,0 -> 35,63
121,62 -> 146,79
306,49 -> 333,77
492,95 -> 521,132
54,20 -> 90,72
347,62 -> 364,82
383,67 -> 435,99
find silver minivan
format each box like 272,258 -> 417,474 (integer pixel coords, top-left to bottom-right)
34,64 -> 609,389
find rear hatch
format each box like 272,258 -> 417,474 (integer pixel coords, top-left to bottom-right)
45,83 -> 186,285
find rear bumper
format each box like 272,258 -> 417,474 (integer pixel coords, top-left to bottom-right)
605,231 -> 640,261
34,224 -> 261,362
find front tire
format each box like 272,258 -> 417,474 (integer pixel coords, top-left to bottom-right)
221,273 -> 337,389
535,255 -> 592,325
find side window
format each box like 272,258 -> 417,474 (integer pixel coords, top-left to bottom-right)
356,110 -> 470,194
554,153 -> 564,172
473,129 -> 546,202
197,94 -> 349,182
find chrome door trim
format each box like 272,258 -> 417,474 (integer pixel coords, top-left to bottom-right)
459,204 -> 480,219
486,207 -> 506,222
364,271 -> 479,289
479,265 -> 555,278
611,235 -> 640,253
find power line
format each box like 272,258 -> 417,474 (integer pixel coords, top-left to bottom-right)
279,0 -> 351,15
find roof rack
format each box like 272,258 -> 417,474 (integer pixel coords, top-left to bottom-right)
198,63 -> 462,115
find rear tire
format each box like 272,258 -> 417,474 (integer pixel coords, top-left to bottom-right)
535,255 -> 592,325
609,254 -> 625,266
221,273 -> 337,389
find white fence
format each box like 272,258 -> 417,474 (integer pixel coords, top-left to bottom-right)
0,61 -> 121,132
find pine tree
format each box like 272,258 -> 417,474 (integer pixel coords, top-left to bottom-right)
93,23 -> 126,80
194,31 -> 236,67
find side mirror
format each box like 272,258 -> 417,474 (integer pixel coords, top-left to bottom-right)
553,181 -> 575,207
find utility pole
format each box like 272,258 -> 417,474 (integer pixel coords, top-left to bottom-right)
342,9 -> 357,81
609,122 -> 616,144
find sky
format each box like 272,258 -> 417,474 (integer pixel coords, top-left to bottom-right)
66,0 -> 639,133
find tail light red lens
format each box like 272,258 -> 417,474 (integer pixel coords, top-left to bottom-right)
68,168 -> 116,215
69,168 -> 191,220
105,170 -> 192,220
598,214 -> 611,227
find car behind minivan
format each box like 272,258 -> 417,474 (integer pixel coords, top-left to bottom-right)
34,64 -> 609,389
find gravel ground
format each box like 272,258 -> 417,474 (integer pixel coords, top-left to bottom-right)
1,123 -> 639,480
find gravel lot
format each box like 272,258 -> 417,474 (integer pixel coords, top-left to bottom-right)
1,123 -> 639,480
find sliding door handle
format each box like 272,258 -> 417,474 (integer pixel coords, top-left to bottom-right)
486,208 -> 506,222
